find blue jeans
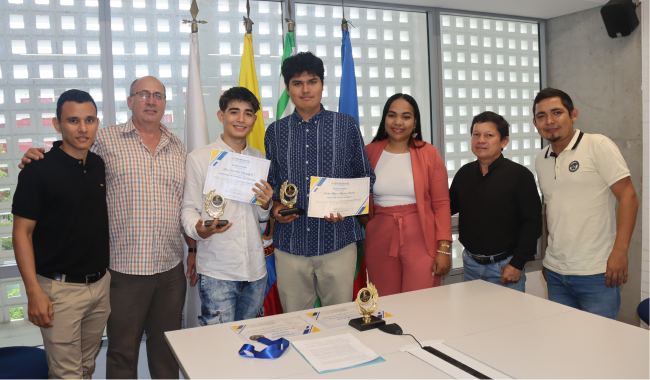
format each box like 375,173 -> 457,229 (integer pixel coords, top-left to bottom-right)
546,268 -> 621,319
462,249 -> 526,292
197,273 -> 267,326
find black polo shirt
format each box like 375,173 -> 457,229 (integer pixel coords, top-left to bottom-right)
12,141 -> 109,275
449,154 -> 542,270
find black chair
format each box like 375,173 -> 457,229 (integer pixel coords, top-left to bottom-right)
0,346 -> 48,379
638,298 -> 649,325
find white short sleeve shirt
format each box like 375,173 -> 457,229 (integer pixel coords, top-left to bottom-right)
535,130 -> 630,275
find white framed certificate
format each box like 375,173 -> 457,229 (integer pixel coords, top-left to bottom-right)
203,149 -> 270,205
307,176 -> 370,218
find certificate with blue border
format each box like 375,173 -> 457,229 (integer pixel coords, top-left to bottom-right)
307,176 -> 370,218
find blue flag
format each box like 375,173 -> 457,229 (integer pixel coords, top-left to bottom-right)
338,29 -> 359,125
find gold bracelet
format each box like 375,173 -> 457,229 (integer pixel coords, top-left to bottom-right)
438,243 -> 451,248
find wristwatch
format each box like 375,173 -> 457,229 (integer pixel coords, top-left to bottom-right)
188,248 -> 197,253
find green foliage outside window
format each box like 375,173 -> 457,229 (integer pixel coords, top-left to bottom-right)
1,237 -> 13,251
0,189 -> 10,203
0,214 -> 12,227
7,287 -> 21,298
10,307 -> 24,321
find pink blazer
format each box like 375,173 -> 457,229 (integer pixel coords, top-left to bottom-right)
365,140 -> 452,259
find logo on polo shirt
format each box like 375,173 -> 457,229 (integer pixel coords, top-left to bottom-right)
569,161 -> 579,172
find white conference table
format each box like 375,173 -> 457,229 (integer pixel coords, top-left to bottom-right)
165,280 -> 649,379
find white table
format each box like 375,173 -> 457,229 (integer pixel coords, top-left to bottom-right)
165,281 -> 649,379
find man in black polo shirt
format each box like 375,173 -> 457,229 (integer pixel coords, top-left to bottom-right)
12,89 -> 110,379
450,111 -> 542,292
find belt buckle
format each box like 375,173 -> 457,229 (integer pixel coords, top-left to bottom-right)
85,273 -> 98,284
477,256 -> 489,265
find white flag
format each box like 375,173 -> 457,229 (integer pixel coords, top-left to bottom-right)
183,31 -> 209,329
184,32 -> 209,153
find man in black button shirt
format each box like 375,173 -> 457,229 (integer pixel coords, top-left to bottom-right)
450,111 -> 542,292
12,90 -> 110,379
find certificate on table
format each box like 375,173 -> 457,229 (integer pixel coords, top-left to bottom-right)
231,316 -> 321,345
306,305 -> 392,329
291,333 -> 385,374
203,149 -> 270,205
307,176 -> 370,218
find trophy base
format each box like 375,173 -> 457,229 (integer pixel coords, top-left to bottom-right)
348,316 -> 386,331
204,219 -> 229,227
278,207 -> 305,216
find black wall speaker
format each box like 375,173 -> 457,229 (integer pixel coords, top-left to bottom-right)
601,0 -> 639,38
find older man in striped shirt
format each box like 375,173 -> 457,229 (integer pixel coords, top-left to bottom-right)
21,76 -> 186,379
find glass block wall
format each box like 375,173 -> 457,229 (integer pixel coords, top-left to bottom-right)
110,0 -> 283,142
439,14 -> 542,268
294,3 -> 431,144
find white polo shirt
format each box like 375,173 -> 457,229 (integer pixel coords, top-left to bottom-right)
535,129 -> 630,276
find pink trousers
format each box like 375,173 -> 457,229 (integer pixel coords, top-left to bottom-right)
364,203 -> 440,296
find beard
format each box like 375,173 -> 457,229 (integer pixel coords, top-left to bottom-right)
547,135 -> 561,143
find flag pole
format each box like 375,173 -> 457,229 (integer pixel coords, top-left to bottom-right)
286,0 -> 295,33
243,0 -> 253,34
181,0 -> 209,329
182,0 -> 207,33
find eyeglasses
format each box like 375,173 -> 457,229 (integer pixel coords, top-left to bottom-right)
130,91 -> 166,101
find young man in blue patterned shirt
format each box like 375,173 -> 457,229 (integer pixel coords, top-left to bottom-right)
265,52 -> 376,312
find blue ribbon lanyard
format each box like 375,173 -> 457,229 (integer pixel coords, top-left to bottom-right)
238,337 -> 290,359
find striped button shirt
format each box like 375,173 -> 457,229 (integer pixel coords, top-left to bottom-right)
92,119 -> 186,275
265,107 -> 375,257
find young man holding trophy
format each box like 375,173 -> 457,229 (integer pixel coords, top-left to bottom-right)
181,87 -> 274,325
265,52 -> 376,313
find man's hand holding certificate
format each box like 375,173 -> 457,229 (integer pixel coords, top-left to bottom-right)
307,177 -> 370,218
203,149 -> 271,205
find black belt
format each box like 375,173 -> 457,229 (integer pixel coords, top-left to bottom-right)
469,251 -> 511,265
40,268 -> 107,284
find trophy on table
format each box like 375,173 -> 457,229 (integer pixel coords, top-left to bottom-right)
278,181 -> 305,216
204,190 -> 229,227
348,282 -> 386,331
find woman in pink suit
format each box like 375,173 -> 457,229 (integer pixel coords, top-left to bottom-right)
360,94 -> 452,296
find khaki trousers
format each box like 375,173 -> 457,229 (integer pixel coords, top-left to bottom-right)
37,272 -> 111,379
275,242 -> 357,312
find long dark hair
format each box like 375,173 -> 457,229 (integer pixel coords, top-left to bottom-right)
371,93 -> 425,149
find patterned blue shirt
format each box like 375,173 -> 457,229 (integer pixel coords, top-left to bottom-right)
265,106 -> 376,257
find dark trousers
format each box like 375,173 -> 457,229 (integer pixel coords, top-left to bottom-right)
106,263 -> 186,379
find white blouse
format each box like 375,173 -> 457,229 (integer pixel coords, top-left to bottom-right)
372,151 -> 417,207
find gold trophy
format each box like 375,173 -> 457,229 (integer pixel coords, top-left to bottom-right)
348,282 -> 386,331
278,181 -> 304,216
204,190 -> 229,227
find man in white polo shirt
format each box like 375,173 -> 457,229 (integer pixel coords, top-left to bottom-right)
533,88 -> 638,319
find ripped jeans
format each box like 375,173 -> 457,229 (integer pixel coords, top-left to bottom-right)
197,273 -> 267,326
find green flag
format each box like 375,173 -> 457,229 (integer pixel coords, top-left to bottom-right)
276,30 -> 296,120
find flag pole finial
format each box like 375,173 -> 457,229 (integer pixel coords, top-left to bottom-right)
284,0 -> 295,32
182,0 -> 207,33
341,0 -> 348,31
243,0 -> 254,34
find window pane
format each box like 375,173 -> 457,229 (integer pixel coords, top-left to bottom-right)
296,4 -> 431,144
